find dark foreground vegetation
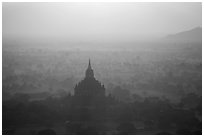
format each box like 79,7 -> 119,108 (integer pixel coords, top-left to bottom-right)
3,91 -> 201,135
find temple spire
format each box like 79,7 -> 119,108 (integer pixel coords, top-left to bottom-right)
88,59 -> 91,69
85,59 -> 94,78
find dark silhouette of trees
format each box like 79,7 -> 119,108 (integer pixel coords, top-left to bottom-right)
2,91 -> 202,135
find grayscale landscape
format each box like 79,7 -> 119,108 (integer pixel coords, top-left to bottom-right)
2,2 -> 202,135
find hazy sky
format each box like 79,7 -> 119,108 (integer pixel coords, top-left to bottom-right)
3,2 -> 202,42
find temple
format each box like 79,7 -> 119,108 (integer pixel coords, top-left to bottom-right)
71,60 -> 115,121
74,59 -> 105,98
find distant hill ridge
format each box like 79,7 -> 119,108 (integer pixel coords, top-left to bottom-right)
165,27 -> 202,43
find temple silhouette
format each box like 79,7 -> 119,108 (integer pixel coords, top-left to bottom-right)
72,59 -> 109,108
74,59 -> 105,97
70,59 -> 112,122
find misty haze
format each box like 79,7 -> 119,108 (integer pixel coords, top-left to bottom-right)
2,2 -> 202,135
